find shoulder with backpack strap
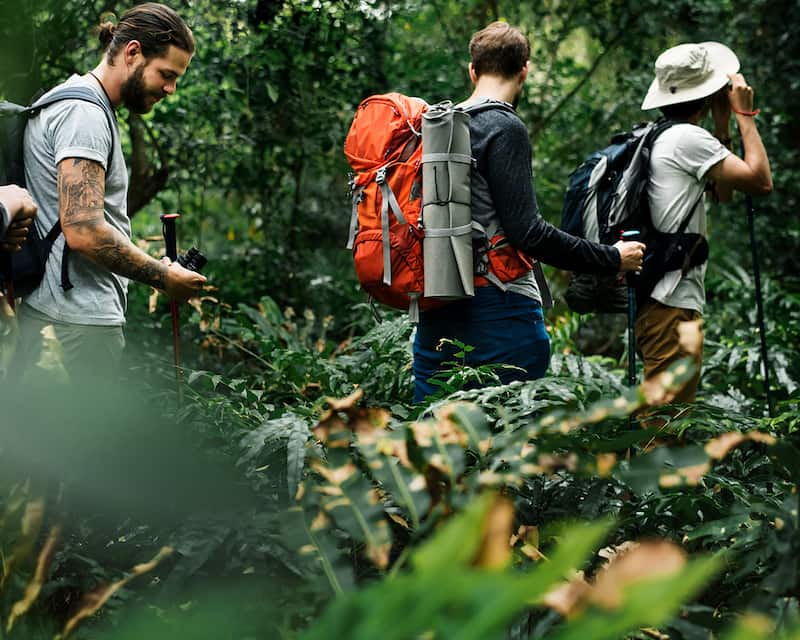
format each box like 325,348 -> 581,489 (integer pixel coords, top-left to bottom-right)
0,85 -> 117,305
559,118 -> 710,313
343,92 -> 535,321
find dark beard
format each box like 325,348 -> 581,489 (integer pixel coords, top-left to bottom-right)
120,64 -> 161,114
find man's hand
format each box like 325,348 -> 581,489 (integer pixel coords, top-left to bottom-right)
613,240 -> 645,273
727,73 -> 755,114
161,259 -> 207,303
0,185 -> 37,251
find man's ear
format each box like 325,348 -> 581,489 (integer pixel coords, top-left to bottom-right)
122,40 -> 143,66
468,62 -> 478,84
520,60 -> 530,83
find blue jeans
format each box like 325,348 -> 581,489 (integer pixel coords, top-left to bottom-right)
412,286 -> 551,402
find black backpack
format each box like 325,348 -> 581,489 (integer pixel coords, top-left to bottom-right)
560,119 -> 708,313
0,86 -> 116,303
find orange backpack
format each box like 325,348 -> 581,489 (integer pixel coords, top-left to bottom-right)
344,93 -> 535,320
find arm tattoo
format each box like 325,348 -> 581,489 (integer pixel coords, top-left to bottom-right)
58,158 -> 167,288
59,158 -> 105,230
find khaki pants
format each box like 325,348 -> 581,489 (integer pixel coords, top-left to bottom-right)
11,304 -> 126,386
635,300 -> 703,403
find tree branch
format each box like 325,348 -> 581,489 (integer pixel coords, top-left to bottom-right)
529,12 -> 642,140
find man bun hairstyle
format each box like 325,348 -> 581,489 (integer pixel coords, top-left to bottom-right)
99,2 -> 195,64
469,21 -> 530,79
97,14 -> 116,49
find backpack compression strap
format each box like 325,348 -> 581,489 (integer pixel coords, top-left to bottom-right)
28,86 -> 118,292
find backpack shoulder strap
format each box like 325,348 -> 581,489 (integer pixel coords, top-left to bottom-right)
30,86 -> 118,292
460,99 -> 516,118
31,86 -> 117,146
644,117 -> 679,146
676,188 -> 705,235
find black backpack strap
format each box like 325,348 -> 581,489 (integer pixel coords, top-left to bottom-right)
677,189 -> 705,236
460,99 -> 516,117
30,86 -> 117,292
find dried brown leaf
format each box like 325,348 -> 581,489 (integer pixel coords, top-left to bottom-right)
641,627 -> 671,640
705,431 -> 776,460
1,498 -> 45,590
596,453 -> 617,477
315,389 -> 390,446
473,497 -> 514,569
366,542 -> 391,570
376,438 -> 412,469
58,546 -> 174,639
310,460 -> 358,488
542,572 -> 590,618
325,388 -> 364,411
659,462 -> 711,488
148,288 -> 160,314
6,525 -> 61,633
590,540 -> 686,609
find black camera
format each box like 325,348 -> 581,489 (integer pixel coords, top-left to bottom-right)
176,247 -> 207,273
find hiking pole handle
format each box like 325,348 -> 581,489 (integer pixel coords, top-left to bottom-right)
621,230 -> 640,389
161,213 -> 180,261
160,213 -> 183,405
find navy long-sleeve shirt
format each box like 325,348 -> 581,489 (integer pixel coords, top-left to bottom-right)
470,108 -> 620,274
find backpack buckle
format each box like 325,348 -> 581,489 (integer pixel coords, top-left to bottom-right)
375,167 -> 387,184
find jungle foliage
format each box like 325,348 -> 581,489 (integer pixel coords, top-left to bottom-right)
0,0 -> 799,638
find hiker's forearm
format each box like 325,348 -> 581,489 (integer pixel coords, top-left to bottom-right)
75,222 -> 167,288
483,130 -> 619,274
736,115 -> 772,193
58,157 -> 168,288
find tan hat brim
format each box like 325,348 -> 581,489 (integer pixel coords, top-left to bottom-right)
641,42 -> 740,110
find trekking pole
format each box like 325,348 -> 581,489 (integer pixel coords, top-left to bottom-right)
745,193 -> 774,417
622,230 -> 641,431
1,252 -> 15,311
621,230 -> 641,388
161,213 -> 183,404
739,138 -> 773,417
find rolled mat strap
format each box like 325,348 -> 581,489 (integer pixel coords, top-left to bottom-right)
423,223 -> 472,238
421,152 -> 472,165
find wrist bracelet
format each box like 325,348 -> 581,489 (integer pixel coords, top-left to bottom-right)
732,107 -> 761,117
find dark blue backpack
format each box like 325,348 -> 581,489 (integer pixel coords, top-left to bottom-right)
0,87 -> 116,303
560,119 -> 708,312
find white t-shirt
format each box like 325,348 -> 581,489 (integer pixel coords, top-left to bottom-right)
647,123 -> 730,312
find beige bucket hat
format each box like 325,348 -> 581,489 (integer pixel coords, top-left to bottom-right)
641,42 -> 740,110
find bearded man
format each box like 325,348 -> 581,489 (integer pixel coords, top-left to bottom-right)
14,3 -> 205,383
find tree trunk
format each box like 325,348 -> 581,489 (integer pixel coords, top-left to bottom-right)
126,112 -> 169,218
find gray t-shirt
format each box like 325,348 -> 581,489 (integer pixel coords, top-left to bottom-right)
23,74 -> 130,326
